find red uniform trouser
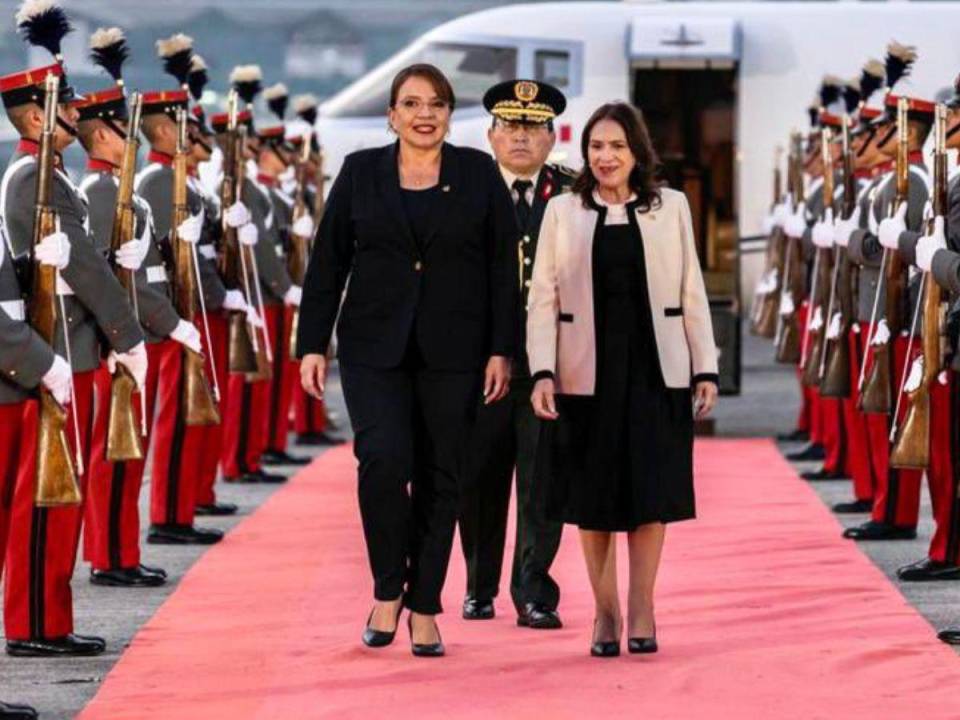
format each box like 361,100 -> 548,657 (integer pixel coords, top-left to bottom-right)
84,343 -> 165,571
5,371 -> 94,641
795,302 -> 819,440
0,402 -> 26,579
926,372 -> 959,564
820,395 -> 844,474
221,333 -> 271,480
194,312 -> 229,507
864,334 -> 923,527
265,304 -> 297,453
148,340 -> 199,527
845,324 -> 878,502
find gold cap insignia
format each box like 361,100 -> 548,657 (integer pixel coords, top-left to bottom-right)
514,81 -> 538,103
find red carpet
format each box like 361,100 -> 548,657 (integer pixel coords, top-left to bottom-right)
79,439 -> 960,719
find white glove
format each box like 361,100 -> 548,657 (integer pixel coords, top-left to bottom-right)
292,214 -> 315,238
170,319 -> 202,354
779,291 -> 795,317
115,239 -> 145,271
238,222 -> 258,247
281,177 -> 298,196
284,285 -> 302,307
225,202 -> 251,229
784,202 -> 807,238
834,207 -> 861,248
903,356 -> 924,393
177,213 -> 203,245
41,354 -> 72,407
870,318 -> 891,347
755,269 -> 778,295
812,212 -> 834,249
826,311 -> 842,340
808,305 -> 824,332
108,340 -> 148,391
878,203 -> 908,250
222,289 -> 248,312
772,201 -> 790,229
35,231 -> 71,270
915,216 -> 947,273
246,305 -> 264,328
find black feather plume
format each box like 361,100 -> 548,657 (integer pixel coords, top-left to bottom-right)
265,84 -> 288,121
16,0 -> 72,59
884,42 -> 917,91
808,106 -> 819,128
156,34 -> 194,89
89,28 -> 129,85
819,78 -> 842,111
230,66 -> 263,105
842,83 -> 860,115
858,59 -> 885,105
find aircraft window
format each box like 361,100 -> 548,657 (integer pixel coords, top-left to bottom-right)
535,50 -> 571,89
325,43 -> 517,117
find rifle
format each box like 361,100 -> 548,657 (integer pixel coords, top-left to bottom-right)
105,92 -> 146,462
775,132 -> 805,364
287,132 -> 312,358
28,72 -> 81,506
170,108 -> 220,425
752,145 -> 785,338
218,90 -> 258,374
859,97 -> 910,414
890,102 -> 948,468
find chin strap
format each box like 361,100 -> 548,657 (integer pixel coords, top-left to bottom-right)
875,124 -> 898,154
855,128 -> 878,158
102,117 -> 127,142
56,116 -> 78,138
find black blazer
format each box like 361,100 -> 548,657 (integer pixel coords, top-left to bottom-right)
297,142 -> 520,371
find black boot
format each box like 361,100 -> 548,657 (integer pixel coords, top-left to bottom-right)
0,700 -> 37,719
90,566 -> 166,587
777,429 -> 810,443
7,634 -> 105,657
842,520 -> 916,541
147,524 -> 224,545
517,602 -> 562,629
785,443 -> 825,462
801,467 -> 848,481
897,558 -> 960,582
939,627 -> 960,645
195,502 -> 238,516
832,499 -> 873,514
261,450 -> 311,466
462,595 -> 495,620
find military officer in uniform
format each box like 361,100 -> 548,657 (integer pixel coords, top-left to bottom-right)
2,1 -> 146,656
457,79 -> 572,628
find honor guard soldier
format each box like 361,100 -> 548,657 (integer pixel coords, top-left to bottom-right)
457,79 -> 573,628
257,82 -> 309,466
133,33 -> 223,544
185,54 -> 244,516
2,0 -> 145,657
77,27 -> 193,584
844,42 -> 932,542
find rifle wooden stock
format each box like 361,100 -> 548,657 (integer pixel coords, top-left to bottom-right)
287,134 -> 312,358
775,133 -> 805,364
28,73 -> 80,507
751,148 -> 785,338
105,93 -> 145,462
171,109 -> 219,426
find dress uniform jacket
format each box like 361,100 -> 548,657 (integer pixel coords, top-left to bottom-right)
0,249 -> 53,399
243,176 -> 293,304
188,173 -> 227,312
0,145 -> 143,392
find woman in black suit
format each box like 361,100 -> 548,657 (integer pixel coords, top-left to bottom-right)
297,64 -> 519,657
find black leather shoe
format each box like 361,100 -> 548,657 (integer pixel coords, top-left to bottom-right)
590,618 -> 621,658
7,633 -> 105,657
517,603 -> 562,629
408,615 -> 445,657
0,701 -> 37,719
90,566 -> 166,587
139,564 -> 167,579
462,596 -> 495,620
832,499 -> 873,514
628,637 -> 658,654
147,524 -> 224,545
195,502 -> 238,516
801,468 -> 848,481
939,627 -> 960,645
777,429 -> 810,443
842,521 -> 916,541
786,443 -> 825,462
897,558 -> 960,582
295,431 -> 345,447
362,603 -> 403,648
262,450 -> 311,466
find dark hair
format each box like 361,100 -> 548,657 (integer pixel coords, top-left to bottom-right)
389,63 -> 456,112
572,102 -> 661,212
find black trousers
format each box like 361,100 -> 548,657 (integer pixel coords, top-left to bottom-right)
340,354 -> 480,615
458,378 -> 563,613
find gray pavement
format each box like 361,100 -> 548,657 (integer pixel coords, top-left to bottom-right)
2,332 -> 959,718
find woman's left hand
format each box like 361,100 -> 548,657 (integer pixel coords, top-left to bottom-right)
483,355 -> 511,404
693,381 -> 718,420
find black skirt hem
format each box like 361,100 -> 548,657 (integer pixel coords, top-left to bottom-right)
554,512 -> 696,532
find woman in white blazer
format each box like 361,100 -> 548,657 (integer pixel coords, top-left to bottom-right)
527,102 -> 718,657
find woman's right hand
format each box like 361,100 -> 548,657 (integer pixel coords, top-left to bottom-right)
300,353 -> 327,400
531,378 -> 559,420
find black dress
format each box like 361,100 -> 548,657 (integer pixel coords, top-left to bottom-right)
541,218 -> 695,531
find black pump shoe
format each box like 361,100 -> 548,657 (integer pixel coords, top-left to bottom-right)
590,618 -> 621,658
362,603 -> 403,648
408,615 -> 445,657
628,637 -> 658,654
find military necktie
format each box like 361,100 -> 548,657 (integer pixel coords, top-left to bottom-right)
513,178 -> 533,231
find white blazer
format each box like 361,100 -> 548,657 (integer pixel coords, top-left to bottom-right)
526,188 -> 719,395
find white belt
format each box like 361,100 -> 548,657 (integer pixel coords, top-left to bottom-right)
146,265 -> 168,284
198,245 -> 216,260
0,299 -> 24,321
56,276 -> 74,295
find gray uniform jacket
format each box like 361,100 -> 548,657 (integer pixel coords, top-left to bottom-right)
187,173 -> 227,312
81,169 -> 181,344
244,176 -> 293,305
0,148 -> 143,377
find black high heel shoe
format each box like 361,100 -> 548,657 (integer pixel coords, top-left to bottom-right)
590,617 -> 621,658
628,620 -> 658,654
408,614 -> 445,657
361,602 -> 403,648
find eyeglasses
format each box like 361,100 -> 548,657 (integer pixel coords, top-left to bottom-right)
395,98 -> 450,113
